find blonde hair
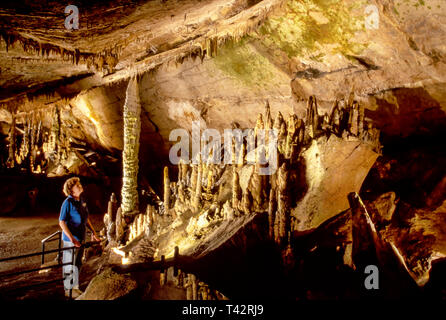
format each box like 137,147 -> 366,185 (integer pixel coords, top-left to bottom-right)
63,177 -> 81,197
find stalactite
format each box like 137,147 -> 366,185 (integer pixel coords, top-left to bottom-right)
121,77 -> 142,216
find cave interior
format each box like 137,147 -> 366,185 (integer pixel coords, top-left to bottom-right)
0,0 -> 445,300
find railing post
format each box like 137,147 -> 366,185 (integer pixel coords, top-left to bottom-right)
57,232 -> 62,263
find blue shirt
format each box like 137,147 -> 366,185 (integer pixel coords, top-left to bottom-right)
59,196 -> 89,242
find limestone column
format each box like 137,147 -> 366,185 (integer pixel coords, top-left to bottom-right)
121,77 -> 142,217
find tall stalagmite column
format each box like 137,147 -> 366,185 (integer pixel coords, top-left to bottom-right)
121,77 -> 142,216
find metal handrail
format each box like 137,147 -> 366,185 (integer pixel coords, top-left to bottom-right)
0,245 -> 77,263
41,230 -> 61,243
41,230 -> 62,265
0,240 -> 101,299
0,241 -> 100,264
0,262 -> 75,278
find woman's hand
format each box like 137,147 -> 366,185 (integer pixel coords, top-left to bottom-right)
72,238 -> 81,247
91,233 -> 100,242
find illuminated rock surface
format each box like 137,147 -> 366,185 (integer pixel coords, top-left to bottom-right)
0,0 -> 445,300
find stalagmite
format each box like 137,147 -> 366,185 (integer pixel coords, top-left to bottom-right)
191,274 -> 198,300
6,113 -> 16,168
273,111 -> 286,156
249,167 -> 263,212
330,101 -> 341,135
108,193 -> 117,222
268,188 -> 276,240
206,164 -> 214,193
349,101 -> 360,136
238,143 -> 246,167
193,161 -> 202,210
105,193 -> 117,242
321,112 -> 330,131
231,137 -> 237,165
185,274 -> 193,300
178,182 -> 186,203
178,160 -> 183,183
273,208 -> 280,245
241,189 -> 252,214
115,207 -> 125,243
297,118 -> 305,147
285,115 -> 297,159
190,164 -> 198,191
306,96 -> 319,139
146,204 -> 154,227
264,101 -> 273,130
121,77 -> 142,217
180,159 -> 189,185
264,101 -> 273,147
163,166 -> 171,211
358,102 -> 365,136
275,163 -> 289,244
254,113 -> 264,145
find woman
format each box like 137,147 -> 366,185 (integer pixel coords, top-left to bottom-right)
59,177 -> 100,299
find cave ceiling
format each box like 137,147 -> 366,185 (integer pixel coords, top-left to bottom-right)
0,0 -> 445,175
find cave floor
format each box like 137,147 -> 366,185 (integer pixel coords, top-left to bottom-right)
0,210 -> 103,300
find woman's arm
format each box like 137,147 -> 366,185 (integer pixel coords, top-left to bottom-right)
59,220 -> 81,247
87,218 -> 100,241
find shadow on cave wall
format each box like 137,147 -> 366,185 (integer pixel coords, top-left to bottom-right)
361,87 -> 446,208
